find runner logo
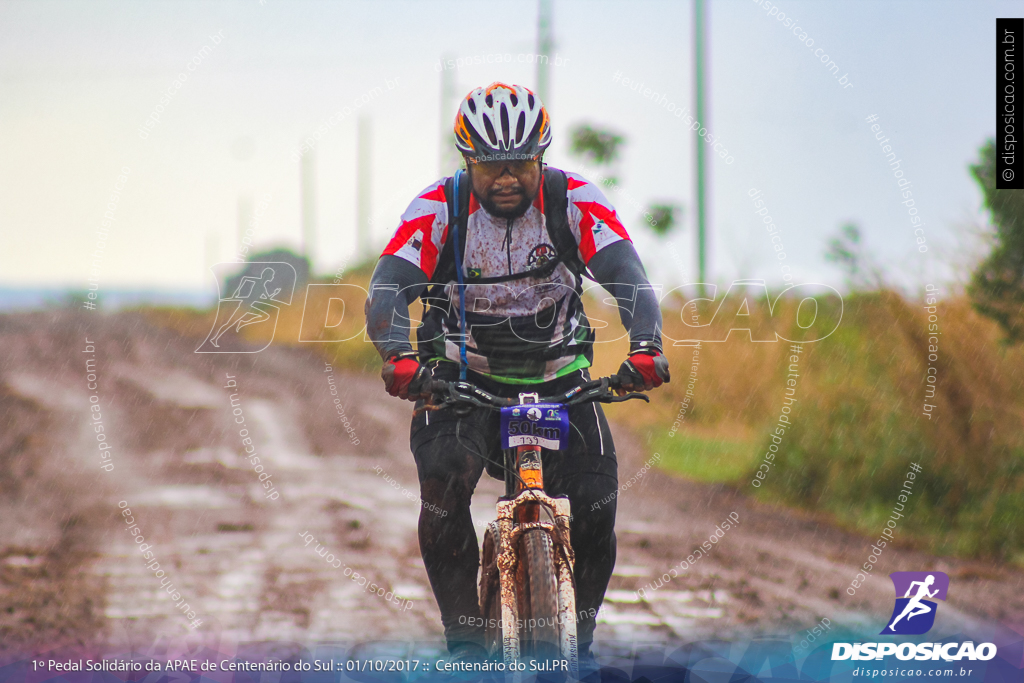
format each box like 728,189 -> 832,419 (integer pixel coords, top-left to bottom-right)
881,571 -> 949,635
197,262 -> 297,353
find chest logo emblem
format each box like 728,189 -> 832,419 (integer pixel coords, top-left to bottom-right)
528,243 -> 558,268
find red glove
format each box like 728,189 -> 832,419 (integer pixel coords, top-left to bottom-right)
618,351 -> 670,392
381,352 -> 428,400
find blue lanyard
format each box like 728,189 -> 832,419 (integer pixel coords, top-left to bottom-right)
452,170 -> 469,380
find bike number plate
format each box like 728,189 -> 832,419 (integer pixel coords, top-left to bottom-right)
500,404 -> 569,450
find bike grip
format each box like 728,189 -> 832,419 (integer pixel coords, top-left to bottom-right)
407,366 -> 432,397
425,379 -> 448,396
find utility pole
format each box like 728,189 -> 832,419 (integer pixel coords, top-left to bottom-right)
439,55 -> 461,177
356,116 -> 372,260
536,0 -> 553,105
204,231 -> 218,281
237,195 -> 252,260
694,0 -> 708,295
301,150 -> 316,267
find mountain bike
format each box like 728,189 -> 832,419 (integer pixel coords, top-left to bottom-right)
422,375 -> 649,673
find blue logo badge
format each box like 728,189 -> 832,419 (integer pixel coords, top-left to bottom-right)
880,571 -> 949,635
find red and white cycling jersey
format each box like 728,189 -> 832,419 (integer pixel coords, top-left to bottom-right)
381,169 -> 630,382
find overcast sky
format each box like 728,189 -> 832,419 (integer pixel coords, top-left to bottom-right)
0,0 -> 1015,295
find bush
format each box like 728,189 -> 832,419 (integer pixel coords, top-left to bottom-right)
746,292 -> 1024,561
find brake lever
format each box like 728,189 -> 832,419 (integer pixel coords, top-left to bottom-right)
603,392 -> 650,404
412,378 -> 456,416
414,382 -> 507,414
563,379 -> 649,406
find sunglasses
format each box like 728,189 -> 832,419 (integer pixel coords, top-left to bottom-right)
468,156 -> 541,180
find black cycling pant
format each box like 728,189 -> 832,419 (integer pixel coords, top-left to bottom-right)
410,362 -> 618,655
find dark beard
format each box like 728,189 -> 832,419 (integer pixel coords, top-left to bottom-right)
476,189 -> 534,219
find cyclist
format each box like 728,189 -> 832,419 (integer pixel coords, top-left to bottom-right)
365,83 -> 669,664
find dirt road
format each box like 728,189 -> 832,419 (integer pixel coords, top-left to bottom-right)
1,309 -> 1021,661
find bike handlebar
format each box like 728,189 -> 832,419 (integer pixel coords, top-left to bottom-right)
418,374 -> 650,411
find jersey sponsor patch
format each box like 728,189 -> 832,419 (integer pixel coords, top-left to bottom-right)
528,243 -> 558,268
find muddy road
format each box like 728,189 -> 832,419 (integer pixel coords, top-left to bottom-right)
1,309 -> 1022,660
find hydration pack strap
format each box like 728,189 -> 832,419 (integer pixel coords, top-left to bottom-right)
451,170 -> 469,380
430,166 -> 582,288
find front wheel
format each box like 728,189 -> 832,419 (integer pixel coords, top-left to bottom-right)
518,529 -> 560,660
479,525 -> 502,657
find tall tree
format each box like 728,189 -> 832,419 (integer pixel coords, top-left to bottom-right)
569,124 -> 625,186
825,223 -> 884,291
645,203 -> 682,238
969,139 -> 1024,343
568,124 -> 624,164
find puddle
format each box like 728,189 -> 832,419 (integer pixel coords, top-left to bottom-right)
616,521 -> 668,534
604,590 -> 643,603
245,400 -> 322,470
114,365 -> 224,408
392,583 -> 430,600
597,604 -> 663,626
135,485 -> 238,508
183,447 -> 242,468
613,564 -> 651,577
7,373 -> 87,411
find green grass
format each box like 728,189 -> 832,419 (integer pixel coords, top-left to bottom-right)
736,292 -> 1024,561
652,431 -> 758,483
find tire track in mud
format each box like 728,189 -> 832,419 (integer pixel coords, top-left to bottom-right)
2,310 -> 1022,658
0,312 -> 444,654
0,373 -> 109,654
89,352 -> 444,648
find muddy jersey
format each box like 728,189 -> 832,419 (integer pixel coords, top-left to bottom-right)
382,169 -> 629,383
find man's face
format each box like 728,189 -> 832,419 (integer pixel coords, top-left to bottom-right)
466,157 -> 542,219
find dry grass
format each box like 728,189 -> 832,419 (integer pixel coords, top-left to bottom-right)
141,279 -> 1024,560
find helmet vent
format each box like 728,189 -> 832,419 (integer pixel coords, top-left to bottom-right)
499,104 -> 510,146
482,114 -> 498,146
455,84 -> 550,159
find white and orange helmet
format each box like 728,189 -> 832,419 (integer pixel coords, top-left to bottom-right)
454,82 -> 551,162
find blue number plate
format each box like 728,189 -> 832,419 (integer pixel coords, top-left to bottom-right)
500,404 -> 569,450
